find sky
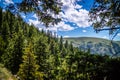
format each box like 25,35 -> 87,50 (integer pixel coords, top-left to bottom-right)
0,0 -> 120,41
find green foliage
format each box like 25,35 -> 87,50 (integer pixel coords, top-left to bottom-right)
0,36 -> 5,62
1,33 -> 24,74
7,0 -> 62,26
59,36 -> 63,51
64,37 -> 120,55
17,41 -> 43,80
0,8 -> 120,80
89,0 -> 120,34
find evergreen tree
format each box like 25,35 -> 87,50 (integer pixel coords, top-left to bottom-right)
69,42 -> 74,53
1,38 -> 14,72
59,36 -> 63,51
1,7 -> 120,80
35,35 -> 48,72
17,41 -> 43,80
1,20 -> 10,43
0,36 -> 5,62
2,33 -> 24,74
65,40 -> 68,49
11,33 -> 24,74
46,40 -> 60,79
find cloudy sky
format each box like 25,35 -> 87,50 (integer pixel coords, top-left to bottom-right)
0,0 -> 120,41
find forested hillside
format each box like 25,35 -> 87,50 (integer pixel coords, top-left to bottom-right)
64,37 -> 120,56
0,8 -> 120,80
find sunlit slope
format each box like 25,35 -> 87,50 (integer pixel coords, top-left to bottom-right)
64,37 -> 120,55
0,64 -> 17,80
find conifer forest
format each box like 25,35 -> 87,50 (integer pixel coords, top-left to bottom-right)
0,0 -> 120,80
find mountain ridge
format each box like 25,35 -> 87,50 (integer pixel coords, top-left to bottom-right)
64,37 -> 120,56
64,37 -> 120,41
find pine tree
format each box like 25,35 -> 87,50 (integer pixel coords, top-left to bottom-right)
1,33 -> 24,74
11,33 -> 24,74
0,36 -> 5,62
69,42 -> 74,53
1,21 -> 10,42
17,41 -> 43,80
59,36 -> 63,51
65,40 -> 68,49
1,38 -> 14,71
35,36 -> 48,66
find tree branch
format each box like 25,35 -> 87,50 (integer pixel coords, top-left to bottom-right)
97,27 -> 120,31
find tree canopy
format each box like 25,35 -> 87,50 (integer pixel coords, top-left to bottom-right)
6,0 -> 62,27
89,0 -> 120,35
0,7 -> 120,80
6,0 -> 120,36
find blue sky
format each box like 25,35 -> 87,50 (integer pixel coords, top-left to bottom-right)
0,0 -> 120,41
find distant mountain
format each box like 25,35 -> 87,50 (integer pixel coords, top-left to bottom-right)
64,37 -> 120,56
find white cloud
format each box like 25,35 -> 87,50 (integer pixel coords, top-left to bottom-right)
47,22 -> 75,31
27,0 -> 91,32
73,23 -> 76,25
59,0 -> 91,28
28,19 -> 74,32
22,15 -> 26,18
64,36 -> 70,38
29,19 -> 40,26
32,14 -> 37,19
102,36 -> 108,39
82,30 -> 87,32
117,33 -> 120,37
28,13 -> 75,31
4,0 -> 13,4
56,22 -> 75,31
21,14 -> 26,19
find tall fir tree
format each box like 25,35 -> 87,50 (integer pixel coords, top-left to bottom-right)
59,36 -> 63,51
1,33 -> 24,74
17,41 -> 43,80
65,40 -> 68,49
0,36 -> 5,62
